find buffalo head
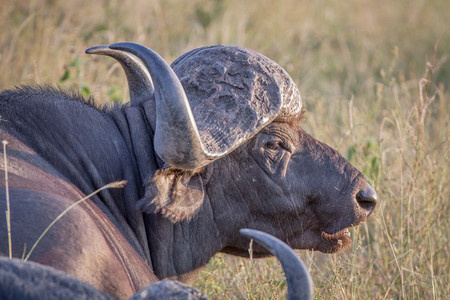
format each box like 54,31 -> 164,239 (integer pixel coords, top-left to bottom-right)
89,43 -> 376,257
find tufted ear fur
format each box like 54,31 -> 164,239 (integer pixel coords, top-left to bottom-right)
137,167 -> 211,223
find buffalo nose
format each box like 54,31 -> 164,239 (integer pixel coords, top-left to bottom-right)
356,184 -> 377,213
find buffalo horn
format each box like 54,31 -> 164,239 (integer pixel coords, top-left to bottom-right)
239,228 -> 314,300
109,42 -> 221,169
85,45 -> 155,111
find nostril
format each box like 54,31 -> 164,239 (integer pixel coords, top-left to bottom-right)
356,184 -> 377,212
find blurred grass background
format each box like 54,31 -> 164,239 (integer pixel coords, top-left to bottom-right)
1,0 -> 448,298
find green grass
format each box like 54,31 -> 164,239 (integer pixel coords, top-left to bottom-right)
1,0 -> 448,298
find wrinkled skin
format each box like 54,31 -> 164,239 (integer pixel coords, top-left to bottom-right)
0,44 -> 376,298
221,120 -> 371,254
146,117 -> 375,278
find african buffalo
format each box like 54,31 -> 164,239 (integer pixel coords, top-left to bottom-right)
0,42 -> 376,298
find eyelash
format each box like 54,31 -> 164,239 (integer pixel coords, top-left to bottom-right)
265,141 -> 282,151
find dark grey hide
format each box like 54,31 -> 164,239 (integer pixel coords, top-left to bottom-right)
0,43 -> 376,298
0,258 -> 206,300
0,258 -> 112,300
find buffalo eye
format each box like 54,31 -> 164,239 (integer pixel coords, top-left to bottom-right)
259,138 -> 292,177
264,137 -> 293,154
263,138 -> 292,162
265,141 -> 281,151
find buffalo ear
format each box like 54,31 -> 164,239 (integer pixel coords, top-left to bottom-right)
138,167 -> 210,222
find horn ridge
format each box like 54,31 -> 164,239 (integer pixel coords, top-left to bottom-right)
85,45 -> 154,109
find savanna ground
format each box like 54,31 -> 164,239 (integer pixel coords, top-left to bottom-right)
1,0 -> 448,299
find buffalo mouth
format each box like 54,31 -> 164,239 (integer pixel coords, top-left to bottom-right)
319,228 -> 352,253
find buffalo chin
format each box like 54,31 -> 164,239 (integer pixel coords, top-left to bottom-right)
317,228 -> 352,253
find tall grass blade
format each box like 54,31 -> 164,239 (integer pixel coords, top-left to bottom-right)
2,140 -> 12,259
24,180 -> 127,261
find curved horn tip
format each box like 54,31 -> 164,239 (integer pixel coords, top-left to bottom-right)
239,228 -> 314,300
108,42 -> 163,60
85,45 -> 111,54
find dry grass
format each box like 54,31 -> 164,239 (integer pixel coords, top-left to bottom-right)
1,0 -> 448,299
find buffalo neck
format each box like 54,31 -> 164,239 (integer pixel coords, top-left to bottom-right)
109,104 -> 164,263
143,193 -> 224,279
116,104 -> 224,278
141,162 -> 254,279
